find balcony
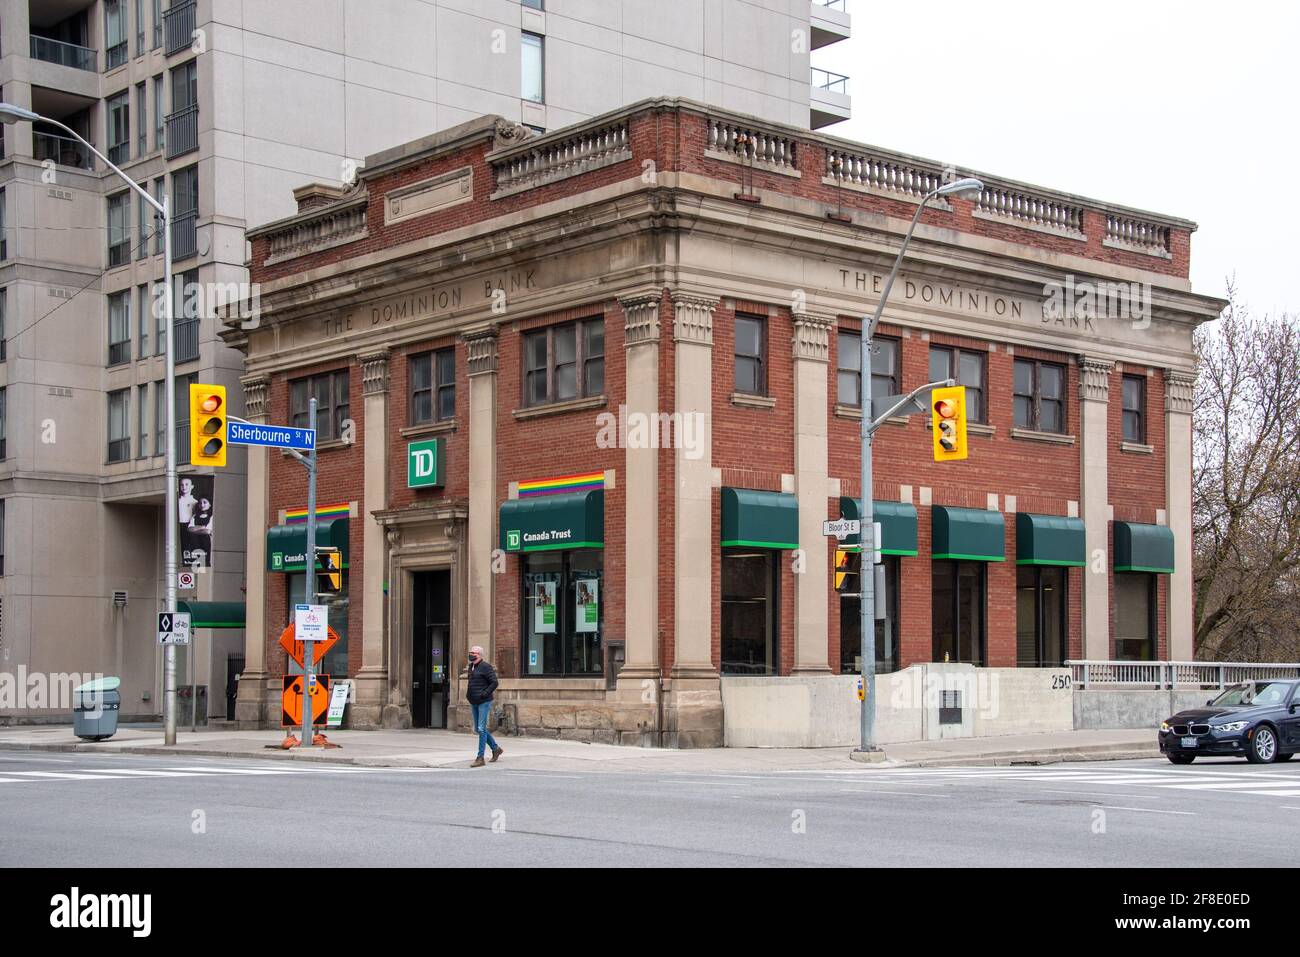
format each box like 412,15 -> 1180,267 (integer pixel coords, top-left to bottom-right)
174,317 -> 199,363
29,35 -> 96,71
171,209 -> 198,260
34,131 -> 93,170
810,68 -> 851,129
165,103 -> 199,158
163,1 -> 197,56
810,0 -> 851,49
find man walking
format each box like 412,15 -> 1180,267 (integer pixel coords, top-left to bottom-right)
466,645 -> 502,767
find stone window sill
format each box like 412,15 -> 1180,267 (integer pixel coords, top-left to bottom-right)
400,419 -> 457,439
512,394 -> 607,421
1120,440 -> 1155,455
1011,427 -> 1076,446
731,392 -> 776,410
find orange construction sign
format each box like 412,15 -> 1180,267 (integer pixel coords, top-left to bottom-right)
278,622 -> 340,667
282,674 -> 331,728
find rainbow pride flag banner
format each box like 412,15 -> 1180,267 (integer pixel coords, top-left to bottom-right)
518,471 -> 605,498
285,502 -> 351,524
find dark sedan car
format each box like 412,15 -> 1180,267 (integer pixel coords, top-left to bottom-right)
1158,679 -> 1300,764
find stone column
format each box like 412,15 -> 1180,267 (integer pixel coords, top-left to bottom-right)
352,350 -> 390,727
464,331 -> 498,663
234,374 -> 271,727
792,310 -> 833,674
666,292 -> 722,747
1078,357 -> 1114,660
1164,368 -> 1196,659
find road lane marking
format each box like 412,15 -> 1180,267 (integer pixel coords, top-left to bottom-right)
1095,805 -> 1194,815
837,787 -> 950,797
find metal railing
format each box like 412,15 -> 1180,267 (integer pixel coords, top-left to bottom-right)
34,131 -> 94,170
1069,660 -> 1300,690
811,67 -> 849,95
29,35 -> 97,71
174,318 -> 199,363
106,40 -> 128,70
163,0 -> 197,55
819,0 -> 848,8
165,103 -> 199,158
171,209 -> 198,260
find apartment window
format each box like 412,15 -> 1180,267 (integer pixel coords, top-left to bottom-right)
135,0 -> 145,55
153,282 -> 166,355
137,283 -> 149,358
929,346 -> 985,423
136,81 -> 147,156
522,318 -> 604,406
521,550 -> 603,677
522,0 -> 544,8
933,561 -> 986,665
410,348 -> 455,425
837,332 -> 898,408
0,188 -> 6,259
291,370 -> 350,442
174,268 -> 200,363
521,32 -> 544,103
137,383 -> 150,458
108,291 -> 131,365
153,177 -> 165,254
171,60 -> 198,111
0,500 -> 5,575
153,77 -> 164,151
1115,573 -> 1155,661
171,165 -> 199,259
0,387 -> 6,459
721,550 -> 780,675
734,314 -> 766,395
0,287 -> 6,362
1016,566 -> 1066,667
108,389 -> 131,463
1013,358 -> 1066,433
154,378 -> 165,455
152,0 -> 162,48
106,0 -> 128,69
107,192 -> 131,267
1122,374 -> 1146,443
106,92 -> 130,164
175,371 -> 196,465
137,191 -> 149,260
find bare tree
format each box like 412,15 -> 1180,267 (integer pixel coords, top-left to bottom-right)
1193,283 -> 1300,660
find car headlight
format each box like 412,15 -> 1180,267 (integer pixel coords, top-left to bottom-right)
1160,722 -> 1171,732
1211,721 -> 1248,733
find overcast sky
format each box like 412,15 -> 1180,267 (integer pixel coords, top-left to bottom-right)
814,0 -> 1297,318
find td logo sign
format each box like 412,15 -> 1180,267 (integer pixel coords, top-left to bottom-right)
406,438 -> 446,488
506,529 -> 521,551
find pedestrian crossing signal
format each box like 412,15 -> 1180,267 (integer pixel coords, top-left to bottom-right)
189,384 -> 227,467
317,547 -> 342,595
931,385 -> 968,462
834,548 -> 861,593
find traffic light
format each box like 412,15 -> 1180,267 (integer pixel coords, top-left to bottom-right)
931,385 -> 968,462
317,547 -> 342,595
189,384 -> 227,467
834,548 -> 861,594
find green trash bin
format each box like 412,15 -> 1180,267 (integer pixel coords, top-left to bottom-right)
72,677 -> 122,741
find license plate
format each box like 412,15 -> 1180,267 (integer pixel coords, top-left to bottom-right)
1181,736 -> 1198,748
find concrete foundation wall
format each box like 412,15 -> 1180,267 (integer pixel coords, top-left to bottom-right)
1074,689 -> 1212,730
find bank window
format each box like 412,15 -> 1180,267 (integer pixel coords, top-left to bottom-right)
291,370 -> 350,441
522,32 -> 544,103
523,318 -> 603,407
840,556 -> 899,674
1122,375 -> 1145,443
837,332 -> 899,408
735,314 -> 767,396
522,550 -> 603,677
108,389 -> 131,463
1115,573 -> 1155,661
929,346 -> 985,423
288,573 -> 349,678
108,291 -> 131,366
933,561 -> 985,665
721,549 -> 780,675
1016,565 -> 1066,667
1013,358 -> 1066,433
410,348 -> 456,425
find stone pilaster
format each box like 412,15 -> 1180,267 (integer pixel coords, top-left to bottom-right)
666,291 -> 722,747
353,350 -> 390,727
1078,356 -> 1114,660
235,373 -> 272,727
464,330 -> 498,670
792,311 -> 833,674
1164,367 -> 1196,659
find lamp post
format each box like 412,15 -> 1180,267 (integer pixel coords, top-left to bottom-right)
856,176 -> 983,756
0,102 -> 181,747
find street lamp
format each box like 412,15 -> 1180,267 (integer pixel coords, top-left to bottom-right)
855,175 -> 984,757
0,102 -> 182,746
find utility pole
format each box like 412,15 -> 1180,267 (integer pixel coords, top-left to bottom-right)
301,397 -> 318,748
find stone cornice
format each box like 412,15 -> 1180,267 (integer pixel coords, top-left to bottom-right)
240,373 -> 271,423
464,329 -> 499,376
359,350 -> 390,396
792,312 -> 834,362
1164,368 -> 1196,414
1078,357 -> 1114,402
620,294 -> 662,346
671,292 -> 718,345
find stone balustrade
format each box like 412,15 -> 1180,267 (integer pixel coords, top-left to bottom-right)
707,117 -> 799,173
975,183 -> 1085,237
264,198 -> 369,265
492,119 -> 631,197
824,146 -> 947,200
1105,213 -> 1172,257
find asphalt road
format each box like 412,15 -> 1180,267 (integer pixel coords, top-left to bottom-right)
1,752 -> 1297,867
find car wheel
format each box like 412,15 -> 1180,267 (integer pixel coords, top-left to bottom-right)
1247,725 -> 1278,764
1166,753 -> 1195,765
1276,752 -> 1294,762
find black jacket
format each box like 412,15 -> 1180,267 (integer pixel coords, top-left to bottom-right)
466,660 -> 499,705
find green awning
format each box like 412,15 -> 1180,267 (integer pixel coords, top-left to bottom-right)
1016,512 -> 1086,566
932,506 -> 1005,561
1114,521 -> 1174,574
266,517 -> 350,572
500,490 -> 604,553
721,487 -> 798,550
839,498 -> 918,555
176,601 -> 245,629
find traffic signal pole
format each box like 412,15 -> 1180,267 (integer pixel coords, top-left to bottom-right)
301,397 -> 318,749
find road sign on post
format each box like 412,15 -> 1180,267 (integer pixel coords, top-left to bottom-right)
157,612 -> 191,645
823,518 -> 861,540
228,421 -> 316,451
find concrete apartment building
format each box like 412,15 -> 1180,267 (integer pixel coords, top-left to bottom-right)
0,0 -> 851,722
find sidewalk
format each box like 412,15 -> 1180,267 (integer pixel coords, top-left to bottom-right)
0,724 -> 1158,771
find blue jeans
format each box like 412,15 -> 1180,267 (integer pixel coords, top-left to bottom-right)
471,700 -> 499,758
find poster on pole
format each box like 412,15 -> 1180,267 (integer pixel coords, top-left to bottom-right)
575,579 -> 599,632
178,474 -> 215,568
533,581 -> 557,634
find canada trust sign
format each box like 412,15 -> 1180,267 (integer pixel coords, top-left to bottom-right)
320,269 -> 539,338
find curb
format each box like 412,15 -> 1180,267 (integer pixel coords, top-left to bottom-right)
898,747 -> 1159,768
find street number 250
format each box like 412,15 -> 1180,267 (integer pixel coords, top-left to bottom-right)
1052,675 -> 1072,690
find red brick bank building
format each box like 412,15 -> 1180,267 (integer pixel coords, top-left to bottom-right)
224,99 -> 1222,746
